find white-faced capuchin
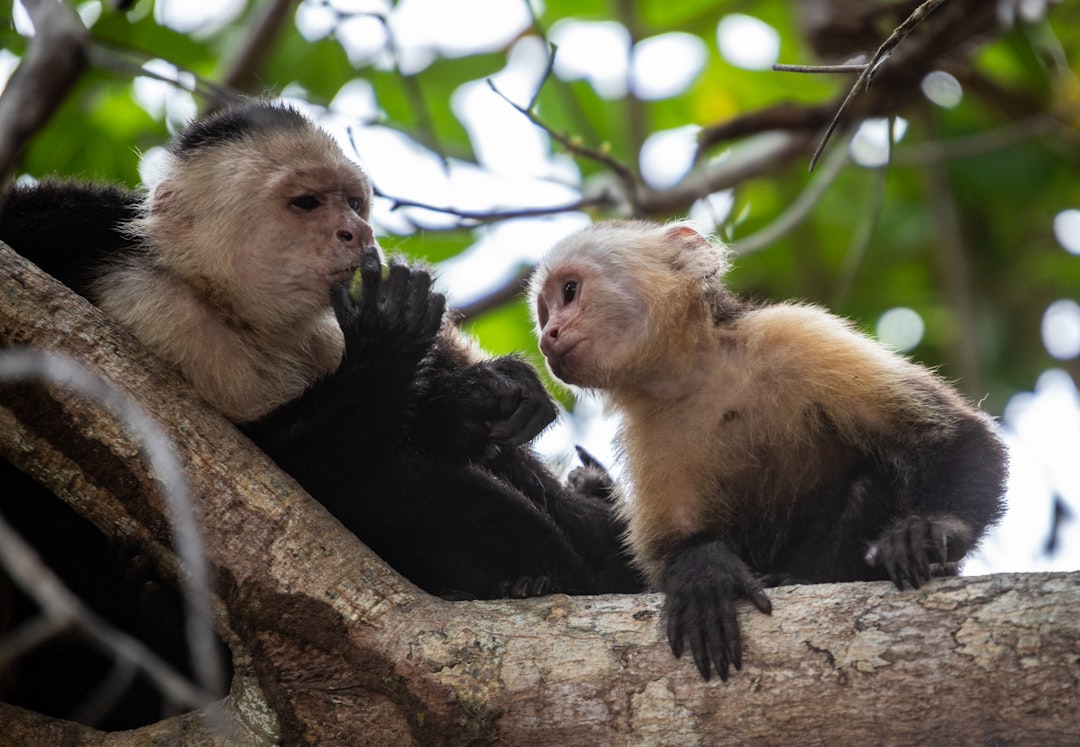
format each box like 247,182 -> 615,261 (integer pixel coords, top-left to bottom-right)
530,220 -> 1007,682
0,102 -> 640,727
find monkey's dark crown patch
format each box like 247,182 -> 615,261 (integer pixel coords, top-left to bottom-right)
173,101 -> 311,156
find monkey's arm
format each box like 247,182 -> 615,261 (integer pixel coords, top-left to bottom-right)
0,181 -> 141,296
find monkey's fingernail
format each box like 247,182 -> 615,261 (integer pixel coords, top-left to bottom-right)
865,546 -> 880,567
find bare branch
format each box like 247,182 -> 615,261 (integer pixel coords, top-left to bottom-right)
772,63 -> 868,74
488,78 -> 642,213
0,0 -> 90,186
810,0 -> 949,171
639,130 -> 814,217
453,265 -> 534,322
217,0 -> 301,98
373,185 -> 614,230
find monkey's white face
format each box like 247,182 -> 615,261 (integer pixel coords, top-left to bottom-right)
151,131 -> 376,325
255,166 -> 375,304
533,260 -> 648,389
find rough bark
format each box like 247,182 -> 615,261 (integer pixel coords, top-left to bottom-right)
1,242 -> 1078,745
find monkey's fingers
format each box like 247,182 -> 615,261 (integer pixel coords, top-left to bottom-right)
402,265 -> 432,309
421,291 -> 447,338
711,600 -> 742,681
381,258 -> 412,320
871,516 -> 957,590
330,282 -> 363,334
574,445 -> 605,470
481,359 -> 557,445
399,265 -> 445,342
665,599 -> 688,661
487,398 -> 553,445
908,520 -> 934,586
350,244 -> 384,314
748,585 -> 773,615
694,620 -> 719,681
567,447 -> 616,501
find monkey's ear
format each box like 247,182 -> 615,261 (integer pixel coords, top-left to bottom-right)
150,181 -> 176,216
663,223 -> 709,248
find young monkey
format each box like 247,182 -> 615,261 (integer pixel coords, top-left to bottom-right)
530,220 -> 1007,681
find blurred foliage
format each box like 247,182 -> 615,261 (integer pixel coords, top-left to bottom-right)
1,0 -> 1079,416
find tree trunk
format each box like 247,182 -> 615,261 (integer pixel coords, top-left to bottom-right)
1,243 -> 1077,745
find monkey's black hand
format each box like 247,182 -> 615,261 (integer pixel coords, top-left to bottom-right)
663,536 -> 772,682
567,445 -> 617,502
331,246 -> 446,365
499,575 -> 555,598
865,514 -> 973,590
457,356 -> 557,447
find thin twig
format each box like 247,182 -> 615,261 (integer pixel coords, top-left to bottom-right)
487,78 -> 641,212
453,265 -> 535,322
373,185 -> 615,228
892,113 -> 1063,165
772,63 -> 868,74
809,0 -> 949,172
89,43 -> 237,104
528,41 -> 559,113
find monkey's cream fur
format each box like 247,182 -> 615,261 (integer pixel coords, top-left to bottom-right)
531,221 -> 989,586
93,123 -> 372,422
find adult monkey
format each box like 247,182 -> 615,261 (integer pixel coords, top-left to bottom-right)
0,102 -> 639,607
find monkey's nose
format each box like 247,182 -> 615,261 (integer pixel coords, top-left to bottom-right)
337,229 -> 358,246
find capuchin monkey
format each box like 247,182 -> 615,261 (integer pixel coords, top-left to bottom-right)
530,220 -> 1007,682
0,102 -> 639,726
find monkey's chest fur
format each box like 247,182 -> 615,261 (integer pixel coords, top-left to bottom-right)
616,369 -> 892,586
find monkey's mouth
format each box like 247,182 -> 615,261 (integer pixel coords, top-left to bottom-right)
329,265 -> 361,284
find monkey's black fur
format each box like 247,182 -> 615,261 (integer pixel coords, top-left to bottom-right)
0,102 -> 641,729
243,245 -> 638,599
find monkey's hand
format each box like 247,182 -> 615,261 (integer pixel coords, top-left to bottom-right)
500,575 -> 555,598
332,246 -> 446,367
865,514 -> 974,590
456,356 -> 557,448
566,445 -> 617,501
663,536 -> 772,682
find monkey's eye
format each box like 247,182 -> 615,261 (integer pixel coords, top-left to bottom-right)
562,280 -> 578,304
290,195 -> 321,211
346,196 -> 363,213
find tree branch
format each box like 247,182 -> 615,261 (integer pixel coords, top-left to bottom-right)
0,0 -> 90,186
217,0 -> 300,98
